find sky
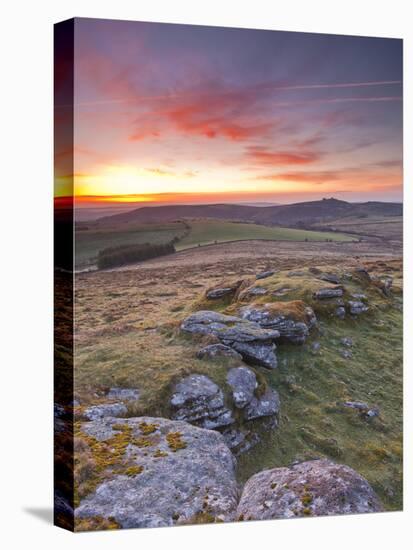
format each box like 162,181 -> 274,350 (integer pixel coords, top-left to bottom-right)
55,18 -> 403,207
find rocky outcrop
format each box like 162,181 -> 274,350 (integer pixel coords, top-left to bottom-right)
335,306 -> 346,319
205,280 -> 245,301
226,365 -> 280,420
83,388 -> 140,421
236,459 -> 382,520
76,416 -> 239,528
238,303 -> 316,345
314,287 -> 344,299
227,367 -> 257,408
348,300 -> 369,315
318,273 -> 341,285
243,388 -> 280,421
181,311 -> 279,369
170,374 -> 234,429
83,402 -> 128,421
196,343 -> 242,361
239,286 -> 269,299
169,368 -> 280,456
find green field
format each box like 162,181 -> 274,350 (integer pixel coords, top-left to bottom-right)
75,220 -> 355,269
75,222 -> 186,269
176,221 -> 355,250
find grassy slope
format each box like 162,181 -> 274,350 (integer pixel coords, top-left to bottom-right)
75,222 -> 186,269
176,221 -> 355,250
74,258 -> 402,511
317,215 -> 403,240
75,219 -> 355,269
238,309 -> 402,510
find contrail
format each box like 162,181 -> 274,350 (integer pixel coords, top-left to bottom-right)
55,80 -> 402,109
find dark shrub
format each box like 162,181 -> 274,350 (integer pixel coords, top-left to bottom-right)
97,241 -> 175,269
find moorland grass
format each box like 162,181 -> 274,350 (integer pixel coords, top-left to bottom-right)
74,258 -> 402,510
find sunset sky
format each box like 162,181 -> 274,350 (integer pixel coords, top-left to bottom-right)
55,18 -> 403,207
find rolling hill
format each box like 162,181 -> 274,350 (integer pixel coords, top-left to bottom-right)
95,198 -> 402,229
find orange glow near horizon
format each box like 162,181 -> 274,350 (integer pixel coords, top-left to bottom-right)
54,20 -> 403,207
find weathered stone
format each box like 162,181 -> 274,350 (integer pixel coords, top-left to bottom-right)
340,337 -> 353,347
170,374 -> 234,429
354,267 -> 371,282
347,300 -> 369,315
335,306 -> 346,319
343,401 -> 380,418
244,388 -> 281,421
222,428 -> 260,456
205,280 -> 244,300
242,286 -> 269,298
236,459 -> 382,520
181,311 -> 279,369
76,417 -> 239,528
227,366 -> 257,408
314,287 -> 344,299
238,304 -> 316,345
196,343 -> 242,361
351,293 -> 367,301
83,402 -> 127,421
106,387 -> 140,402
256,270 -> 275,280
319,273 -> 341,284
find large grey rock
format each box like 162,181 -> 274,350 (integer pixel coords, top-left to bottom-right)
236,459 -> 382,520
170,374 -> 234,429
196,343 -> 242,361
314,287 -> 344,299
238,304 -> 316,345
244,388 -> 281,421
83,402 -> 127,421
76,417 -> 238,528
181,311 -> 279,369
227,367 -> 257,408
347,301 -> 369,315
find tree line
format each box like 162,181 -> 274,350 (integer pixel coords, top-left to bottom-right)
97,241 -> 175,269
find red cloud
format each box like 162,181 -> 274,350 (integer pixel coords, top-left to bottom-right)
246,145 -> 320,166
257,171 -> 341,184
128,88 -> 275,142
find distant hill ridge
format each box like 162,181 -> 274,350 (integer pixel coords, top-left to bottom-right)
96,198 -> 402,228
